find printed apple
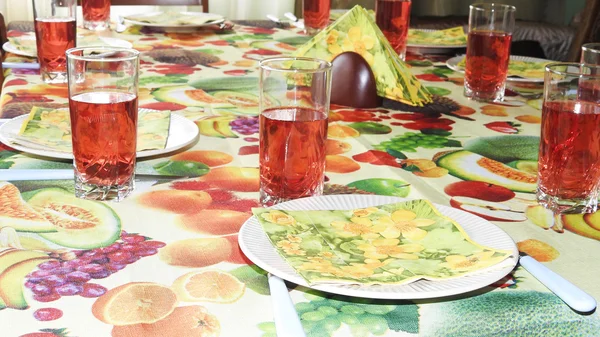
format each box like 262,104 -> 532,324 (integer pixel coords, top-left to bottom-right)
444,181 -> 515,202
450,196 -> 527,222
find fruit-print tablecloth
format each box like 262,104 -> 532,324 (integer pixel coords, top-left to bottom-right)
1,19 -> 600,337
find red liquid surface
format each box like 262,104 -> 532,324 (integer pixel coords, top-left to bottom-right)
538,100 -> 600,200
259,107 -> 328,202
375,0 -> 411,56
465,31 -> 512,98
34,18 -> 76,74
70,92 -> 138,186
304,0 -> 331,31
83,0 -> 110,22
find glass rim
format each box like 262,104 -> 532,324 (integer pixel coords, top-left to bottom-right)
259,56 -> 332,74
545,62 -> 600,78
582,43 -> 600,55
66,47 -> 140,62
469,3 -> 517,12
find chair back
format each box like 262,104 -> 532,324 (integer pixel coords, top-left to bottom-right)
568,0 -> 600,61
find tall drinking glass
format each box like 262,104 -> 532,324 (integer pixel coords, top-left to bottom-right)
464,3 -> 515,102
581,43 -> 600,65
375,0 -> 412,61
82,0 -> 111,31
537,63 -> 600,214
66,47 -> 140,201
258,57 -> 332,206
303,0 -> 331,35
33,0 -> 77,84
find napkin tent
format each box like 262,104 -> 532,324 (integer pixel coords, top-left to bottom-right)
293,5 -> 432,107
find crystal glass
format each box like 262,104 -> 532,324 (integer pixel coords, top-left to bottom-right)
82,0 -> 111,31
581,43 -> 600,66
303,0 -> 331,35
375,0 -> 412,60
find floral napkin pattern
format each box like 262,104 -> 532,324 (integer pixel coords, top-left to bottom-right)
293,5 -> 432,106
124,12 -> 223,26
252,200 -> 513,285
407,27 -> 467,46
17,107 -> 171,152
457,57 -> 550,79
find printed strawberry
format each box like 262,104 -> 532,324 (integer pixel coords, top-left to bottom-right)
20,328 -> 70,337
485,121 -> 521,134
416,73 -> 446,82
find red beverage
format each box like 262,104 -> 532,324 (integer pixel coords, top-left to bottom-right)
538,100 -> 600,201
34,18 -> 76,76
464,31 -> 512,101
259,107 -> 328,205
83,0 -> 110,24
376,0 -> 411,58
303,0 -> 331,33
69,92 -> 138,187
578,80 -> 600,103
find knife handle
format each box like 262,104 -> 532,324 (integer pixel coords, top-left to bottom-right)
520,255 -> 597,312
268,274 -> 307,337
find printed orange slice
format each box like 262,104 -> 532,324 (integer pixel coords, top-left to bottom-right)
172,270 -> 245,303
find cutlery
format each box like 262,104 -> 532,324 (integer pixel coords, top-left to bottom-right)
266,14 -> 285,28
284,12 -> 304,29
115,15 -> 127,33
0,169 -> 189,182
2,62 -> 40,69
519,252 -> 597,313
267,273 -> 306,337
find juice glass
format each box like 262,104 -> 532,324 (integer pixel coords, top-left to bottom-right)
303,0 -> 331,35
82,0 -> 111,31
66,47 -> 140,201
33,0 -> 77,84
581,43 -> 600,65
258,57 -> 332,206
464,3 -> 516,102
537,63 -> 600,214
375,0 -> 411,60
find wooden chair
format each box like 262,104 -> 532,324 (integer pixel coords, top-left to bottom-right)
568,0 -> 600,62
0,12 -> 7,91
109,0 -> 208,12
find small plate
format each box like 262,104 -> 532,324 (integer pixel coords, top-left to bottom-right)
239,194 -> 519,300
123,11 -> 224,28
0,110 -> 199,160
446,55 -> 552,83
2,37 -> 133,58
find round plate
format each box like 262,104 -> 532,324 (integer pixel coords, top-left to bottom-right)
446,55 -> 551,83
239,195 -> 519,300
123,11 -> 225,28
407,29 -> 467,54
2,37 -> 133,58
0,110 -> 199,160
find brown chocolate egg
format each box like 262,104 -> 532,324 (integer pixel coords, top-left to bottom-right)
330,52 -> 382,108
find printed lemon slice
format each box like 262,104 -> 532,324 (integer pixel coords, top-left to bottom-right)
92,282 -> 178,326
172,270 -> 245,303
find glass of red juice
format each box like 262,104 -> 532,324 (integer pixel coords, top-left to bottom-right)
66,47 -> 140,201
375,0 -> 411,61
464,3 -> 515,102
581,43 -> 600,65
537,63 -> 600,215
82,0 -> 111,31
303,0 -> 331,35
258,57 -> 332,206
33,0 -> 77,84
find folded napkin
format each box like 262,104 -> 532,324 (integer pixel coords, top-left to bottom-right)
16,107 -> 171,153
124,12 -> 223,26
457,57 -> 550,79
8,33 -> 126,56
253,199 -> 512,286
407,27 -> 467,46
293,5 -> 431,106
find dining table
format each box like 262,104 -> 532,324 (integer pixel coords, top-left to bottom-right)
0,9 -> 600,337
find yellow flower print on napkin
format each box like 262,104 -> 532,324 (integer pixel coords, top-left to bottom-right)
252,200 -> 513,285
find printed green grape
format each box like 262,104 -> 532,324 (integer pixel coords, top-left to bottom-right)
301,310 -> 327,321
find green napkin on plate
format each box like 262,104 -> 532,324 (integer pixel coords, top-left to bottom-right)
252,199 -> 512,285
407,27 -> 467,46
457,57 -> 550,79
124,12 -> 223,26
293,5 -> 431,106
17,107 -> 171,153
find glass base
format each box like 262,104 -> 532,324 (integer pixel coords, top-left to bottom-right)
305,26 -> 324,35
259,186 -> 323,207
464,83 -> 506,102
83,20 -> 110,31
41,71 -> 68,84
536,188 -> 599,214
75,174 -> 135,202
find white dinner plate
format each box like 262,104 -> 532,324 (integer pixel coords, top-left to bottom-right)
0,109 -> 199,160
2,37 -> 133,58
446,55 -> 551,83
123,11 -> 225,28
407,29 -> 467,54
239,194 -> 519,300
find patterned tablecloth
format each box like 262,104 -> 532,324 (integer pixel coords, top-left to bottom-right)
1,19 -> 599,337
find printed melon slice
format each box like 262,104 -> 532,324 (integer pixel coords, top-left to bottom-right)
0,182 -> 55,233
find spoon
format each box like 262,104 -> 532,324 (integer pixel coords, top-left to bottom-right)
115,15 -> 126,33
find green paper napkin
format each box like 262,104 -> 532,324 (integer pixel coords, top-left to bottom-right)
293,5 -> 432,106
124,12 -> 223,26
252,200 -> 513,285
408,27 -> 467,46
457,57 -> 550,79
17,107 -> 171,152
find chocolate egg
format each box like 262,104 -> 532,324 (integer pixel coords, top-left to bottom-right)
330,52 -> 382,108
